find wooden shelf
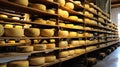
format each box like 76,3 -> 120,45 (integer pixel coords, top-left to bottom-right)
0,43 -> 26,47
0,37 -> 28,40
0,0 -> 58,18
60,26 -> 84,31
28,37 -> 60,40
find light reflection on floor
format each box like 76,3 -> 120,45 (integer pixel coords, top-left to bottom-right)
94,47 -> 120,67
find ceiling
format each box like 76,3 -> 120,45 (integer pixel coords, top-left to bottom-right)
111,0 -> 120,8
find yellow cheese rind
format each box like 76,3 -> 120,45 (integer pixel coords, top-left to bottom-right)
40,29 -> 54,37
30,4 -> 46,11
24,28 -> 40,37
34,44 -> 46,51
8,60 -> 29,67
58,30 -> 69,37
65,2 -> 74,9
46,44 -> 56,49
17,46 -> 33,53
29,57 -> 45,65
59,51 -> 69,58
9,0 -> 29,6
5,28 -> 24,37
59,41 -> 68,48
0,24 -> 4,36
45,56 -> 56,63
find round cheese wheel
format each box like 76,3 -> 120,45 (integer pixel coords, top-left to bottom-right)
65,24 -> 74,28
46,20 -> 56,25
89,14 -> 93,18
24,28 -> 40,37
74,49 -> 84,54
86,40 -> 90,44
47,0 -> 54,2
58,30 -> 68,37
79,40 -> 85,46
84,18 -> 90,23
84,4 -> 90,9
70,40 -> 79,46
8,40 -> 15,43
74,1 -> 81,5
50,39 -> 55,42
58,23 -> 65,27
29,57 -> 45,65
59,41 -> 68,48
34,44 -> 46,51
69,50 -> 74,56
59,51 -> 69,58
0,41 -> 5,44
57,0 -> 65,6
68,16 -> 78,20
0,14 -> 8,18
15,25 -> 23,29
47,9 -> 55,14
19,40 -> 26,43
40,29 -> 54,37
5,28 -> 24,37
30,4 -> 46,11
33,40 -> 40,44
34,18 -> 46,24
0,63 -> 7,67
9,0 -> 28,6
77,33 -> 83,37
89,8 -> 94,12
65,2 -> 74,9
69,32 -> 77,37
17,46 -> 33,52
84,11 -> 90,16
0,24 -> 4,36
46,43 -> 56,49
45,55 -> 56,63
62,10 -> 69,18
4,24 -> 13,28
12,17 -> 20,20
78,18 -> 83,22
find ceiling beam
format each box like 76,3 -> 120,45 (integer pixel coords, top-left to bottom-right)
112,4 -> 120,8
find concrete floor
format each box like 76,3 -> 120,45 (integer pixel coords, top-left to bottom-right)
94,47 -> 120,67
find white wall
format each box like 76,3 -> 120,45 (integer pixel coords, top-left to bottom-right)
111,7 -> 120,24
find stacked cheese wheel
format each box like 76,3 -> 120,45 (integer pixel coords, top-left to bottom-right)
59,41 -> 68,48
58,9 -> 69,18
17,46 -> 34,53
58,30 -> 69,37
69,31 -> 77,37
8,0 -> 29,6
30,4 -> 46,11
74,49 -> 85,54
69,40 -> 79,47
40,29 -> 54,37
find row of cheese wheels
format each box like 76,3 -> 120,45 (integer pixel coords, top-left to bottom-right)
16,39 -> 98,53
0,48 -> 85,67
0,24 -> 94,37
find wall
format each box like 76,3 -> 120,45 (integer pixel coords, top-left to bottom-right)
111,7 -> 120,24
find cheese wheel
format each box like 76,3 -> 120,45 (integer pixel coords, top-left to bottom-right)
50,39 -> 55,42
70,40 -> 79,46
19,40 -> 26,43
40,29 -> 54,37
9,0 -> 28,6
59,41 -> 68,48
57,0 -> 65,6
68,16 -> 78,20
46,43 -> 56,49
84,4 -> 90,9
84,11 -> 89,16
33,40 -> 40,44
24,28 -> 40,37
65,24 -> 74,28
89,8 -> 94,12
0,41 -> 5,44
89,14 -> 93,18
69,50 -> 74,56
74,49 -> 84,54
78,18 -> 83,22
8,40 -> 15,43
74,1 -> 81,5
58,23 -> 65,27
0,14 -> 8,18
58,30 -> 68,37
4,24 -> 13,28
45,55 -> 56,63
34,18 -> 46,24
8,60 -> 29,67
77,33 -> 83,37
47,9 -> 55,14
62,10 -> 69,18
79,40 -> 85,46
11,17 -> 20,20
17,46 -> 33,52
29,57 -> 45,65
34,44 -> 46,51
15,25 -> 23,28
5,28 -> 24,37
65,2 -> 74,9
46,20 -> 56,25
84,18 -> 90,23
0,63 -> 7,67
59,51 -> 69,58
0,24 -> 4,36
69,32 -> 77,37
30,4 -> 46,11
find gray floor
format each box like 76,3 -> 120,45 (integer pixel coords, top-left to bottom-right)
94,47 -> 120,67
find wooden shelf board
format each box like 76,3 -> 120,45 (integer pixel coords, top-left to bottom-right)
0,43 -> 26,47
